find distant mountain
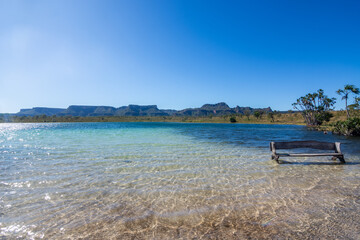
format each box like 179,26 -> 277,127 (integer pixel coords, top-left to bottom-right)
234,106 -> 273,115
174,102 -> 272,117
61,106 -> 117,116
161,109 -> 177,115
115,105 -> 167,116
200,102 -> 231,111
13,103 -> 272,117
17,107 -> 66,116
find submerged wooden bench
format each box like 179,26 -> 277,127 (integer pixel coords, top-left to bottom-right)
270,141 -> 345,164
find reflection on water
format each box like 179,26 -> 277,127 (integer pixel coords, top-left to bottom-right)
1,122 -> 360,239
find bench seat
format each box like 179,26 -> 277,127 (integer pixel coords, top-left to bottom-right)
270,141 -> 345,164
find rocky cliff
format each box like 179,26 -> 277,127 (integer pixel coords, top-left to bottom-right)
17,107 -> 66,116
14,103 -> 272,117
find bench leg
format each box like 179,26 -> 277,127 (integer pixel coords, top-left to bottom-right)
271,154 -> 280,163
338,157 -> 346,164
331,156 -> 345,163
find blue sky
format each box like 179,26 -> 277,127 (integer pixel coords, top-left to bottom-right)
1,0 -> 359,113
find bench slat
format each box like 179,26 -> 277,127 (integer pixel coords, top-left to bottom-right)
273,141 -> 335,150
277,153 -> 343,157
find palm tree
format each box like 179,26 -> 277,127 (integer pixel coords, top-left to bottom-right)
336,84 -> 360,119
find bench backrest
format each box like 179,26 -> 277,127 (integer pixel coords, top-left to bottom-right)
271,141 -> 336,151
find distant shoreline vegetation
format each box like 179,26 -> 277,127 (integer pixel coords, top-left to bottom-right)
0,114 -> 304,125
0,109 -> 351,126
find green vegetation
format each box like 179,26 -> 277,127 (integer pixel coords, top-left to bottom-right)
254,111 -> 261,119
0,111 -> 325,125
289,85 -> 360,136
336,84 -> 359,119
292,89 -> 336,126
332,84 -> 360,136
332,117 -> 360,136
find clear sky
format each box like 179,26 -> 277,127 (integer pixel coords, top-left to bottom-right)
1,0 -> 359,113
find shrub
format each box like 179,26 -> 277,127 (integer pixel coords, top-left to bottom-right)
229,116 -> 237,123
332,117 -> 360,136
315,111 -> 333,125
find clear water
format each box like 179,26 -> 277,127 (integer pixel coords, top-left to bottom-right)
1,122 -> 360,239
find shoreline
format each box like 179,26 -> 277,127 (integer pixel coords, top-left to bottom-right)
0,120 -> 307,126
2,111 -> 349,125
0,114 -> 306,125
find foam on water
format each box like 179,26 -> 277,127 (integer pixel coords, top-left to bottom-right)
1,122 -> 360,239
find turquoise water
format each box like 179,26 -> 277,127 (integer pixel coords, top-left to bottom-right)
1,122 -> 360,239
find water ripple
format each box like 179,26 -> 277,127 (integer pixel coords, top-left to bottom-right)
1,122 -> 359,239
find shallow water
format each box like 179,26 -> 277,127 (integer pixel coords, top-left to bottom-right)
1,122 -> 360,239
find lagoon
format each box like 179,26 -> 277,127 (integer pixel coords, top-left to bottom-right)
1,122 -> 360,239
